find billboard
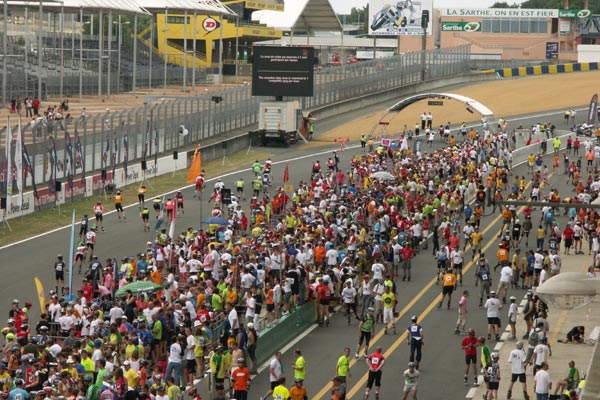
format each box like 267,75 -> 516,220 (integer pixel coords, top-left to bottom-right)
369,0 -> 433,36
441,21 -> 481,32
441,8 -> 559,18
545,42 -> 558,59
252,46 -> 315,97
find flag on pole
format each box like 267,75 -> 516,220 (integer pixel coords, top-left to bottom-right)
64,130 -> 74,189
74,128 -> 85,183
340,140 -> 346,152
6,119 -> 12,201
123,125 -> 129,178
47,136 -> 58,192
186,146 -> 201,183
168,209 -> 176,240
22,142 -> 38,200
34,277 -> 47,314
15,119 -> 23,208
68,208 -> 76,295
283,164 -> 289,184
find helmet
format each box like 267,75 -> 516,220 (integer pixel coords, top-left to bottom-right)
490,291 -> 496,296
468,328 -> 475,336
408,362 -> 415,368
478,336 -> 486,343
57,254 -> 63,259
411,315 -> 417,322
83,375 -> 94,383
516,341 -> 524,349
491,352 -> 499,359
237,358 -> 245,364
367,307 -> 374,312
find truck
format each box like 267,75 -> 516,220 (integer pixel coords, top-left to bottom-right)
257,100 -> 301,147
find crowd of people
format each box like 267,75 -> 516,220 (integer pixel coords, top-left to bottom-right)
1,109 -> 597,400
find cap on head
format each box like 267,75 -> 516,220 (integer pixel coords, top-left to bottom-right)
516,341 -> 524,349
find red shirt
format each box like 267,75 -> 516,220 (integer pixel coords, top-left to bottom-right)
563,227 -> 574,240
316,283 -> 332,300
81,284 -> 93,302
368,351 -> 384,370
462,336 -> 478,356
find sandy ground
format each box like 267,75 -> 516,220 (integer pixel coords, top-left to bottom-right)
319,71 -> 600,142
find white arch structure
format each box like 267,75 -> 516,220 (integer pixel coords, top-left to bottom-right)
371,92 -> 495,136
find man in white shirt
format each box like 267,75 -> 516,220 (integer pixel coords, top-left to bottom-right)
245,291 -> 257,326
371,261 -> 385,282
507,341 -> 528,400
534,362 -> 552,399
227,303 -> 240,337
108,302 -> 124,324
497,264 -> 514,304
533,337 -> 551,375
165,335 -> 183,386
484,291 -> 503,342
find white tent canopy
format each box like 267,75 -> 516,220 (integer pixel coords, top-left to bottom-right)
136,0 -> 235,16
252,0 -> 341,32
7,0 -> 149,15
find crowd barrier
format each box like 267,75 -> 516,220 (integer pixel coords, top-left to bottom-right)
493,62 -> 600,78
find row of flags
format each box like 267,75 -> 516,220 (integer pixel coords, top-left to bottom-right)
3,116 -> 153,209
4,119 -> 38,210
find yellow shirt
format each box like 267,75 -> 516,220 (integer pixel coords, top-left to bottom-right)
124,368 -> 139,389
273,384 -> 290,400
442,273 -> 457,287
471,232 -> 483,246
381,292 -> 395,308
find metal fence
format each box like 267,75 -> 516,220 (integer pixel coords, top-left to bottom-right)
0,45 -> 471,195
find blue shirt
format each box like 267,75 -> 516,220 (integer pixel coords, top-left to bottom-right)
9,388 -> 29,400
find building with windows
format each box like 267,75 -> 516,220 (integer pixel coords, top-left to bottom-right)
397,7 -> 600,61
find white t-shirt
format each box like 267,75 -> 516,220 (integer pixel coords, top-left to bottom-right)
326,249 -> 338,266
269,358 -> 282,383
484,297 -> 502,318
342,286 -> 357,304
508,349 -> 527,374
185,335 -> 196,361
168,342 -> 182,363
500,266 -> 513,283
508,303 -> 518,323
534,369 -> 552,394
534,344 -> 550,366
372,263 -> 385,280
245,296 -> 256,318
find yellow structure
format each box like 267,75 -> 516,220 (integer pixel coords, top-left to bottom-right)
142,2 -> 283,70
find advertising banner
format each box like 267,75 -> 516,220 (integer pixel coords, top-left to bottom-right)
546,42 -> 559,59
369,0 -> 433,36
441,21 -> 481,32
441,8 -> 559,18
558,9 -> 591,18
587,94 -> 598,125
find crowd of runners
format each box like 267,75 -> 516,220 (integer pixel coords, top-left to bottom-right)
1,112 -> 597,400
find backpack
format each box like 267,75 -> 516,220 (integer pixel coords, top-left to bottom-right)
528,329 -> 539,347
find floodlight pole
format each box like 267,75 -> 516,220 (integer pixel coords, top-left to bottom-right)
163,7 -> 168,91
59,1 -> 64,99
133,15 -> 137,94
38,0 -> 43,100
79,7 -> 83,101
98,9 -> 103,98
183,9 -> 188,90
192,12 -> 196,89
107,10 -> 112,97
3,0 -> 8,108
218,12 -> 223,85
235,16 -> 239,78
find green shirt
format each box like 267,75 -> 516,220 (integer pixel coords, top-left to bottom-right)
86,384 -> 101,400
481,345 -> 490,368
167,385 -> 181,400
361,315 -> 374,332
336,355 -> 349,377
152,319 -> 163,340
294,356 -> 305,380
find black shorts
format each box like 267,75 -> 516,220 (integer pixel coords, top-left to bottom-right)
511,373 -> 526,383
142,214 -> 149,221
442,286 -> 454,295
565,238 -> 573,248
335,376 -> 346,384
115,203 -> 123,212
95,213 -> 103,221
366,370 -> 382,389
236,187 -> 243,193
488,381 -> 499,390
55,271 -> 64,281
215,378 -> 225,390
75,254 -> 84,261
266,303 -> 275,312
186,359 -> 196,372
359,331 -> 372,346
86,243 -> 94,250
153,204 -> 161,211
465,354 -> 476,364
270,380 -> 280,390
177,203 -> 184,209
487,317 -> 500,326
319,299 -> 331,306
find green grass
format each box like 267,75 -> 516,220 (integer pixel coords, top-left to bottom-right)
0,149 -> 271,247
